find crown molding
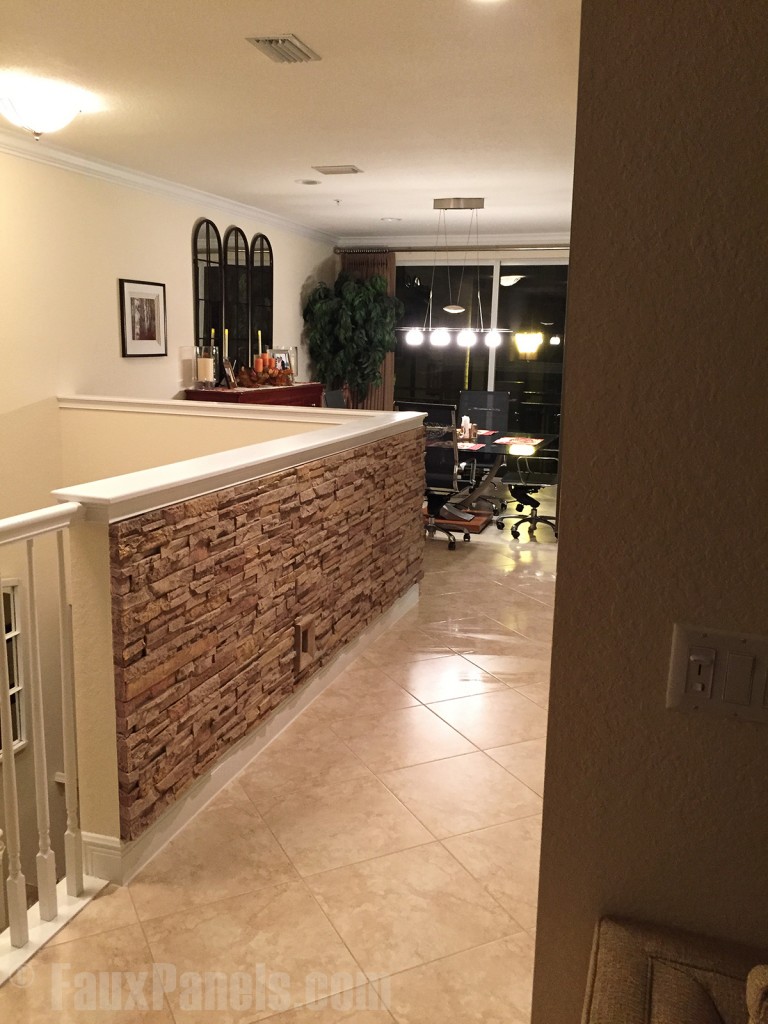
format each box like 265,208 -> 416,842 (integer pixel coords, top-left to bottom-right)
0,128 -> 336,246
335,230 -> 570,252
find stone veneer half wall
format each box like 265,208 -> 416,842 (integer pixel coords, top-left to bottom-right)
109,429 -> 424,841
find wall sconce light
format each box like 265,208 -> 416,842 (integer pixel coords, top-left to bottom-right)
0,71 -> 100,140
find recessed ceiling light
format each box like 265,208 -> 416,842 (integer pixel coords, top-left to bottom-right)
295,179 -> 320,185
381,217 -> 402,222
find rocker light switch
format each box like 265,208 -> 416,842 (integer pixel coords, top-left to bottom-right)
667,623 -> 768,723
723,653 -> 754,706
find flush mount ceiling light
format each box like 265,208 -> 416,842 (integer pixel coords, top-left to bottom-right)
247,35 -> 320,63
294,178 -> 320,185
0,71 -> 100,140
500,274 -> 525,287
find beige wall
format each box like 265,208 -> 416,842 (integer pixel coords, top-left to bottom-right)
0,149 -> 335,517
58,406 -> 332,485
533,4 -> 768,1022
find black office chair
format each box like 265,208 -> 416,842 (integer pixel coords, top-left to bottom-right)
497,449 -> 559,539
456,390 -> 510,514
423,425 -> 471,549
324,389 -> 347,408
395,401 -> 456,426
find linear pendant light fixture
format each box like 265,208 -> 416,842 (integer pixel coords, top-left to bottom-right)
403,197 -> 504,350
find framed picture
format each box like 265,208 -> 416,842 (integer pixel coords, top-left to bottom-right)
271,349 -> 292,372
119,279 -> 167,357
222,357 -> 237,388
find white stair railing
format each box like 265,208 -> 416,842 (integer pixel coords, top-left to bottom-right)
0,502 -> 84,951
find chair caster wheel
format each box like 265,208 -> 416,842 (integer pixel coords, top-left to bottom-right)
554,532 -> 558,538
511,530 -> 520,539
500,501 -> 508,512
496,521 -> 505,531
516,504 -> 525,513
463,533 -> 470,542
448,540 -> 456,550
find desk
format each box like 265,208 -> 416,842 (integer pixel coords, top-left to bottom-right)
452,432 -> 554,508
184,383 -> 324,408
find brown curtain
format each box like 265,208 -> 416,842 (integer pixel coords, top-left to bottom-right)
339,249 -> 396,411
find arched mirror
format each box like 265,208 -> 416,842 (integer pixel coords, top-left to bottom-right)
223,226 -> 249,372
193,219 -> 223,375
250,233 -> 273,356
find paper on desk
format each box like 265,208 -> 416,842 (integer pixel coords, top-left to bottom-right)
495,436 -> 544,446
457,442 -> 484,451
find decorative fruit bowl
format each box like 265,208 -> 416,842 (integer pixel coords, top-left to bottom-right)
237,367 -> 294,388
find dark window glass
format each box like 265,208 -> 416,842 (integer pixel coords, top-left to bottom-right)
394,264 -> 493,405
494,265 -> 567,436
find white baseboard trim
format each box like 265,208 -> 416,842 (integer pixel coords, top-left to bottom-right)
82,583 -> 418,885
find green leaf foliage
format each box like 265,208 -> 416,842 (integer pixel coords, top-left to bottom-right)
303,273 -> 404,405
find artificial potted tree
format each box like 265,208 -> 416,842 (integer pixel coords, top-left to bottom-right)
302,272 -> 403,407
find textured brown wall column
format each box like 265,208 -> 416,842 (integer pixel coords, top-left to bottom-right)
533,4 -> 768,1023
110,430 -> 424,840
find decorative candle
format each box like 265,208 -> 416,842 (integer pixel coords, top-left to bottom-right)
224,328 -> 228,358
257,329 -> 262,355
254,357 -> 264,373
195,344 -> 218,388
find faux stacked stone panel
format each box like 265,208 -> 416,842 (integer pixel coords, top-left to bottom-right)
109,429 -> 425,840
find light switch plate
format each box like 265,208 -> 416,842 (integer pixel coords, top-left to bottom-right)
667,623 -> 768,723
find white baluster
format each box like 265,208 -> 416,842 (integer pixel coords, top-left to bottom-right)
25,539 -> 58,921
0,570 -> 29,947
56,532 -> 83,896
0,828 -> 8,933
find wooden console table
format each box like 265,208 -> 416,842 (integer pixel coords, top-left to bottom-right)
184,383 -> 324,408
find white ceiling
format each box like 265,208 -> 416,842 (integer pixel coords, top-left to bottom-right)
2,0 -> 581,245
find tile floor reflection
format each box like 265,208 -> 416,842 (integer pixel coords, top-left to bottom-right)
2,502 -> 556,1023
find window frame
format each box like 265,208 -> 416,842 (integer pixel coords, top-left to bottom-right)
1,579 -> 27,759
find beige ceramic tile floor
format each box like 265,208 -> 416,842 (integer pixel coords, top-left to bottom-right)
1,499 -> 556,1023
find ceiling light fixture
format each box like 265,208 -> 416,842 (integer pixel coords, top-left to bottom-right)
500,274 -> 525,287
402,197 -> 505,354
514,331 -> 544,358
0,71 -> 100,140
295,179 -> 320,185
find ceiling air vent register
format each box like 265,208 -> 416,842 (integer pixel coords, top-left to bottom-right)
312,165 -> 363,175
247,35 -> 321,64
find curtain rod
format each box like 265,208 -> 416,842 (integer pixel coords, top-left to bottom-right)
335,244 -> 569,254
